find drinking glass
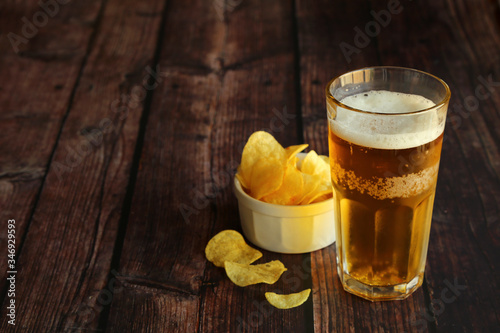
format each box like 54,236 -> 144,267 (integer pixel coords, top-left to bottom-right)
326,66 -> 450,301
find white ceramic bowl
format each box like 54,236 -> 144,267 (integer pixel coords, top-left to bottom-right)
233,154 -> 336,254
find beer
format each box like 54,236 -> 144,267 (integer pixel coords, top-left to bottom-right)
328,90 -> 445,298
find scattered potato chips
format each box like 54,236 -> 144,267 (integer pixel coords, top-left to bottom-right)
237,131 -> 333,205
225,260 -> 287,287
205,229 -> 311,310
265,289 -> 312,309
205,230 -> 262,267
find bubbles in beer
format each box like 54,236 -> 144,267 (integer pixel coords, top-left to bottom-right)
330,162 -> 439,200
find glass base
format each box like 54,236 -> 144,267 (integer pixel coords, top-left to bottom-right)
339,270 -> 424,301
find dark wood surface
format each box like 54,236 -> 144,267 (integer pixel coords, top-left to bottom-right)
0,0 -> 499,332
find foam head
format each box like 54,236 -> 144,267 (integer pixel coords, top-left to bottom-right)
329,90 -> 443,149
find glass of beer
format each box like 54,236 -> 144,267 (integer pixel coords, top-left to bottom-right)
326,67 -> 450,301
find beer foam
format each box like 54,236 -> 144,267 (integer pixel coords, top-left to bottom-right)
330,90 -> 443,149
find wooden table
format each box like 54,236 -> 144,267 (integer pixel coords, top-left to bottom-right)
1,0 -> 499,331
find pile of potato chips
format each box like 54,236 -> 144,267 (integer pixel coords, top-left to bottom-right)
236,131 -> 332,205
205,230 -> 311,309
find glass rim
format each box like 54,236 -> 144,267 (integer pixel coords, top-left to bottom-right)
325,66 -> 451,116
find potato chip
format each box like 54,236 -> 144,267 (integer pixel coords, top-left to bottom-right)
319,155 -> 330,165
298,173 -> 321,204
205,230 -> 262,267
300,182 -> 333,205
297,151 -> 333,204
301,150 -> 330,182
289,156 -> 299,168
310,192 -> 333,204
224,260 -> 287,287
249,157 -> 285,199
239,131 -> 287,187
285,144 -> 308,163
261,165 -> 304,205
235,169 -> 249,189
265,289 -> 311,309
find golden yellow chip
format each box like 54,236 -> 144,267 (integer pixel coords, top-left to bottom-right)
235,169 -> 249,190
205,230 -> 262,267
224,260 -> 287,287
310,192 -> 333,204
301,150 -> 330,182
300,183 -> 333,205
239,131 -> 287,187
261,165 -> 304,205
298,173 -> 321,204
319,154 -> 330,165
265,289 -> 311,309
249,157 -> 284,199
285,144 -> 308,163
298,151 -> 333,204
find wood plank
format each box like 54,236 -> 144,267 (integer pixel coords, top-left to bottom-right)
105,0 -> 313,331
373,0 -> 500,330
106,280 -> 200,332
409,0 -> 500,331
104,1 -> 224,330
0,0 -> 167,331
0,0 -> 103,292
109,0 -> 225,294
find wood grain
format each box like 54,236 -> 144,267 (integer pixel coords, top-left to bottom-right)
415,0 -> 500,331
0,0 -> 103,293
0,0 -> 166,331
104,0 -> 227,329
106,281 -> 200,332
